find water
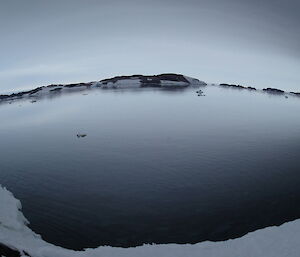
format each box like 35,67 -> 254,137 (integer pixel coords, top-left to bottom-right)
1,85 -> 300,250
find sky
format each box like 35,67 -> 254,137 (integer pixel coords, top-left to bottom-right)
0,0 -> 299,93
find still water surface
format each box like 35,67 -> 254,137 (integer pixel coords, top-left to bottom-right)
1,86 -> 300,249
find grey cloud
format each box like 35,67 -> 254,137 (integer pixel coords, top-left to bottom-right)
0,0 -> 299,92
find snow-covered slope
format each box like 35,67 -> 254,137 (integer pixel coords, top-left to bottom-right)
1,185 -> 300,257
101,78 -> 142,88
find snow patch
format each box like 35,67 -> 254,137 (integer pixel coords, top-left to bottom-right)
184,76 -> 207,85
160,80 -> 189,87
102,79 -> 141,89
0,187 -> 29,231
90,82 -> 102,88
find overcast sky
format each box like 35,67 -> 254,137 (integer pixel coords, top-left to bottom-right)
0,0 -> 299,93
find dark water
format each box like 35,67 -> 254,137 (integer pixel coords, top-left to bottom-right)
1,86 -> 300,250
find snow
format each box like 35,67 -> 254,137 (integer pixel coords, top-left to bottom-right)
160,77 -> 206,87
0,187 -> 29,231
160,80 -> 189,87
1,185 -> 300,257
101,79 -> 141,89
184,76 -> 207,86
91,82 -> 102,88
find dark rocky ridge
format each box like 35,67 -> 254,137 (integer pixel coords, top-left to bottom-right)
101,73 -> 195,86
290,92 -> 300,96
0,87 -> 44,100
219,83 -> 249,90
219,83 -> 257,91
50,87 -> 63,92
263,88 -> 285,94
64,82 -> 93,88
219,83 -> 300,96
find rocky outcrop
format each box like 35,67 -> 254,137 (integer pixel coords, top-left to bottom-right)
219,84 -> 292,95
219,84 -> 257,90
219,83 -> 244,89
101,74 -> 188,85
101,73 -> 206,88
263,88 -> 285,94
50,88 -> 62,92
64,82 -> 93,88
0,87 -> 43,99
0,87 -> 45,100
290,92 -> 300,96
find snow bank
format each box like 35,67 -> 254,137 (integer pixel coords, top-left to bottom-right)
101,79 -> 141,89
160,80 -> 189,87
184,76 -> 207,86
1,184 -> 300,257
160,76 -> 206,87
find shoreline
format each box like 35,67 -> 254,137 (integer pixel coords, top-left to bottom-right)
1,74 -> 299,104
1,183 -> 300,257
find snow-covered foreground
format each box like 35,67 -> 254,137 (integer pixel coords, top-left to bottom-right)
1,184 -> 300,257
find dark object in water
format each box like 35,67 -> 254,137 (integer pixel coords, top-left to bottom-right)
77,134 -> 87,138
196,90 -> 205,97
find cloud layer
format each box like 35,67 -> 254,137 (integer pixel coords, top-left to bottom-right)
0,0 -> 299,93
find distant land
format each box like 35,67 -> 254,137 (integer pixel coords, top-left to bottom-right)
0,73 -> 299,103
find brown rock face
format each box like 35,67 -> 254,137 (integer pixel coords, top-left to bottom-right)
100,73 -> 194,86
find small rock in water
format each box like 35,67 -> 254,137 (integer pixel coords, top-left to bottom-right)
30,100 -> 37,103
196,90 -> 205,96
285,96 -> 288,99
77,134 -> 87,138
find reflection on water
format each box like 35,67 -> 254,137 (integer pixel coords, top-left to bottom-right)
0,86 -> 300,250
